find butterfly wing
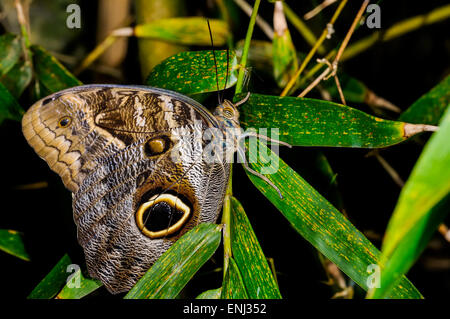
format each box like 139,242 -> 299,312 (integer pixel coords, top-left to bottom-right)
22,85 -> 229,293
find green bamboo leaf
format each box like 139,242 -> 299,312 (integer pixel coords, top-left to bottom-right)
235,0 -> 261,95
196,287 -> 222,299
0,229 -> 30,261
243,139 -> 422,298
0,60 -> 32,98
369,105 -> 450,299
0,33 -> 22,76
272,30 -> 298,88
230,196 -> 281,299
134,17 -> 229,46
399,74 -> 450,125
0,82 -> 24,124
55,268 -> 102,299
31,45 -> 82,94
238,93 -> 434,148
125,223 -> 222,299
146,50 -> 237,94
272,3 -> 298,88
221,257 -> 248,299
28,254 -> 72,299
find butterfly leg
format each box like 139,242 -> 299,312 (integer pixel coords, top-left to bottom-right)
239,132 -> 292,148
236,145 -> 283,199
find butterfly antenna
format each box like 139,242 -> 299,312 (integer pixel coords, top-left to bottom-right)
221,48 -> 230,104
207,19 -> 221,105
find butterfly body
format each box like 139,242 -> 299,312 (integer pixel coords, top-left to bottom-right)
22,85 -> 239,293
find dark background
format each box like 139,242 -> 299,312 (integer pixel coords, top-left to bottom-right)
0,0 -> 449,300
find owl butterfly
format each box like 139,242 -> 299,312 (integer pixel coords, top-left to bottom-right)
22,83 -> 288,294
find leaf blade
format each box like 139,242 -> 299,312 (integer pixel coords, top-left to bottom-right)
239,93 -> 430,148
124,223 -> 222,299
55,269 -> 102,299
28,254 -> 72,299
399,74 -> 450,125
134,17 -> 229,46
31,45 -> 82,95
146,50 -> 237,95
0,60 -> 32,98
221,257 -> 248,299
244,140 -> 422,298
370,105 -> 450,298
0,229 -> 30,261
0,82 -> 24,124
230,196 -> 281,299
196,287 -> 222,299
0,33 -> 22,76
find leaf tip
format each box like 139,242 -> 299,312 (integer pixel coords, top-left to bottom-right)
403,123 -> 439,138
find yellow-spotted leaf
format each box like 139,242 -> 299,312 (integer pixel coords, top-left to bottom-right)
243,139 -> 422,298
146,50 -> 237,94
55,268 -> 102,299
196,287 -> 222,299
230,196 -> 281,298
125,223 -> 222,299
238,93 -> 435,148
221,257 -> 248,299
399,74 -> 450,125
0,229 -> 30,261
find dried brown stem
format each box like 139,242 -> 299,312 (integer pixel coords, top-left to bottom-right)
14,0 -> 31,63
365,90 -> 402,113
297,0 -> 369,98
373,151 -> 405,188
281,0 -> 348,96
438,224 -> 450,243
333,74 -> 346,105
304,0 -> 339,20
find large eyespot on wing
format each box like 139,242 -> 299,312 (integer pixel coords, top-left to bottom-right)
135,194 -> 192,238
144,135 -> 172,157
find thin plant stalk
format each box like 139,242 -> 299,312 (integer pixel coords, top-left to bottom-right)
280,0 -> 348,96
283,2 -> 325,54
297,0 -> 369,98
235,0 -> 261,95
233,0 -> 274,40
292,4 -> 450,92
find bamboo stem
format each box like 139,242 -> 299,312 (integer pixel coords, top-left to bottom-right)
235,0 -> 261,95
233,0 -> 273,40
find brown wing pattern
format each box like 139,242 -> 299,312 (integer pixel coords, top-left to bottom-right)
22,85 -> 230,293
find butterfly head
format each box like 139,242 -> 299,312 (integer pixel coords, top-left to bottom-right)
213,99 -> 240,131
